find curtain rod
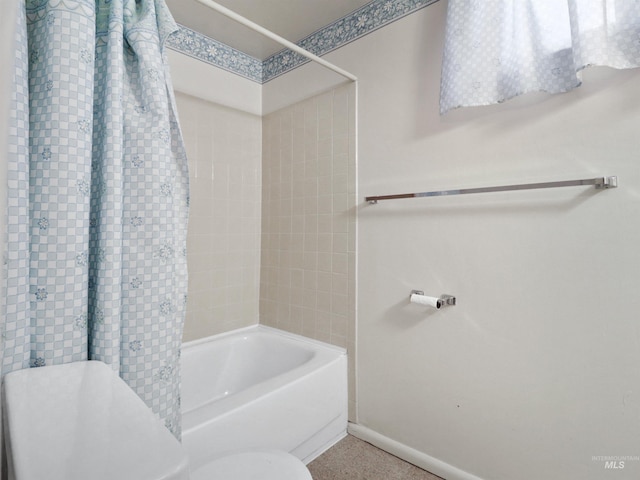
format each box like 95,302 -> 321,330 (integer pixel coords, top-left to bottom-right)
195,0 -> 358,82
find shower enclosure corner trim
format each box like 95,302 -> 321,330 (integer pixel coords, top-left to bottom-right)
195,0 -> 359,83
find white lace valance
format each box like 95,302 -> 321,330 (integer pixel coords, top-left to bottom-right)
440,0 -> 640,114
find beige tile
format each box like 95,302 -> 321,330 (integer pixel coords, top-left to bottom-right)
333,153 -> 349,176
318,156 -> 333,177
332,253 -> 348,275
316,271 -> 331,293
303,270 -> 318,291
302,288 -> 317,310
330,313 -> 348,339
303,251 -> 317,270
318,116 -> 332,141
318,175 -> 333,196
331,273 -> 348,295
317,252 -> 332,273
259,85 -> 357,418
315,309 -> 331,334
317,233 -> 333,252
317,290 -> 331,314
332,233 -> 348,254
317,93 -> 333,119
331,293 -> 348,316
329,334 -> 347,349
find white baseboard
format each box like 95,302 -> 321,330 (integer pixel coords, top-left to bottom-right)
347,423 -> 485,480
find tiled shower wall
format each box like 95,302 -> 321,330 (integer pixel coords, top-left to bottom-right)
175,92 -> 262,342
260,84 -> 357,418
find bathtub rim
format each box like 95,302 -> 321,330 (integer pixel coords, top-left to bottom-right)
181,324 -> 347,357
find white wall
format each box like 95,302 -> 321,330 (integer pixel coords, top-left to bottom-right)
267,1 -> 640,479
168,50 -> 261,116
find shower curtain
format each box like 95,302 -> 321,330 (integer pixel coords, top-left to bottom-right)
1,0 -> 189,436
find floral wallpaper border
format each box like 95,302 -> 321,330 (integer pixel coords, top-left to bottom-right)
166,24 -> 263,83
262,0 -> 439,82
166,0 -> 440,84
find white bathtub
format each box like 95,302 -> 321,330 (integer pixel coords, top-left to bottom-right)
180,325 -> 348,470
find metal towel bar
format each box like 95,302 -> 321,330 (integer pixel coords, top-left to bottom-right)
365,176 -> 617,204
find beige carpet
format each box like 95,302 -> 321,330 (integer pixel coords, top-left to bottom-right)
308,435 -> 443,480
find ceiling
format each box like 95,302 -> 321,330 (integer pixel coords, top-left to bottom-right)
165,0 -> 373,60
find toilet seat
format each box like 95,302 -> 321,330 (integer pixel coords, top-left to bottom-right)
190,450 -> 312,480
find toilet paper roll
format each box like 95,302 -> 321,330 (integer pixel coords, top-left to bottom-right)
410,293 -> 442,309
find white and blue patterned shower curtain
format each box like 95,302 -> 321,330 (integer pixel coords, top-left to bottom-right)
1,0 -> 189,436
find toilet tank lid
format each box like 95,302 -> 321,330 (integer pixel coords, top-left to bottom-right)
3,361 -> 189,480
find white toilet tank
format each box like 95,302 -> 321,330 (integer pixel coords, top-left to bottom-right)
2,361 -> 189,480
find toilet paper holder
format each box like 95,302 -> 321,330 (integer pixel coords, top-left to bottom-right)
410,290 -> 456,308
